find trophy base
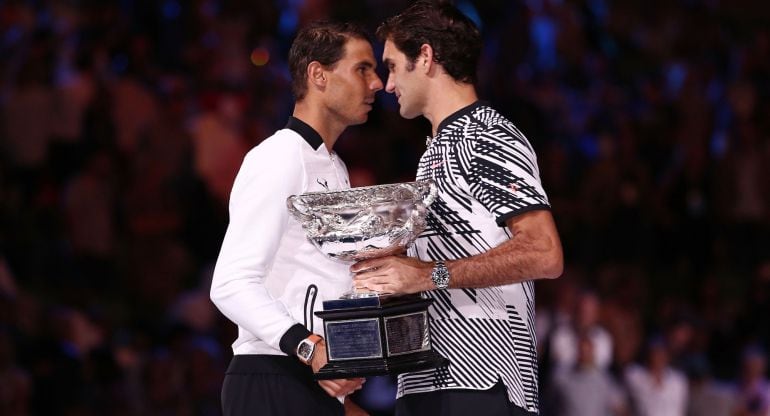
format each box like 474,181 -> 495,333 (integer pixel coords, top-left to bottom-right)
315,350 -> 448,380
314,294 -> 448,380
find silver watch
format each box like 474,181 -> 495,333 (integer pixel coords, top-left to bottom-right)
431,260 -> 450,289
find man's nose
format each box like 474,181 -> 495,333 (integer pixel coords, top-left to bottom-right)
385,75 -> 395,93
371,74 -> 384,92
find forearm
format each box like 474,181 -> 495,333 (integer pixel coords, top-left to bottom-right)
352,210 -> 563,294
210,146 -> 307,351
210,267 -> 302,349
446,224 -> 562,288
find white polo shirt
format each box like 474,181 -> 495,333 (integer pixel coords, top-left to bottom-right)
210,117 -> 353,356
624,364 -> 688,416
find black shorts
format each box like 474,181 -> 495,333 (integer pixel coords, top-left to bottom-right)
221,355 -> 344,416
395,380 -> 537,416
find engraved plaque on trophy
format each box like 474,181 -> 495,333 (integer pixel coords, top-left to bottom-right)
287,180 -> 448,379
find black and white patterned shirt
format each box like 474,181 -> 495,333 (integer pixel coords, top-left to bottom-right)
400,101 -> 549,413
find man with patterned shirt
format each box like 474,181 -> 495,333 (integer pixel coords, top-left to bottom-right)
351,1 -> 563,415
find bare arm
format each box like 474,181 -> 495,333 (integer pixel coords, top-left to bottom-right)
351,209 -> 563,294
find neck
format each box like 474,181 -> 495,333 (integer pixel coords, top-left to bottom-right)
650,365 -> 666,380
293,100 -> 345,152
423,81 -> 478,136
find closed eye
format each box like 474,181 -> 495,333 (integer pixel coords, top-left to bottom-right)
357,61 -> 375,75
383,58 -> 395,73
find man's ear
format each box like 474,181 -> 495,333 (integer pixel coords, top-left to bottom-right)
308,61 -> 327,90
419,44 -> 435,74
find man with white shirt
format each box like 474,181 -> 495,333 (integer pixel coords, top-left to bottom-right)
548,290 -> 614,373
210,21 -> 383,415
548,333 -> 627,416
624,337 -> 688,416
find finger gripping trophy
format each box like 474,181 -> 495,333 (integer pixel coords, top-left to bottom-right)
287,180 -> 448,379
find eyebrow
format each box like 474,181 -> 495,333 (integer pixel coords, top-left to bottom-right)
383,58 -> 393,66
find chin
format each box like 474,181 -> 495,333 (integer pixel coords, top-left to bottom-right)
399,107 -> 420,120
350,115 -> 368,125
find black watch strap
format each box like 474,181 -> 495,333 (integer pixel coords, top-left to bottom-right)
279,323 -> 312,356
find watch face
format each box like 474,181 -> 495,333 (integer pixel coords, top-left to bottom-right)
298,341 -> 313,359
432,262 -> 450,289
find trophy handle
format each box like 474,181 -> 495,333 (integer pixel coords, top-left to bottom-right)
286,195 -> 314,222
420,180 -> 437,206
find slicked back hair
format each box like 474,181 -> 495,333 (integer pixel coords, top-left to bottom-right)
288,21 -> 370,101
376,0 -> 482,84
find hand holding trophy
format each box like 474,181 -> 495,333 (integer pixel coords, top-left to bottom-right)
287,180 -> 448,379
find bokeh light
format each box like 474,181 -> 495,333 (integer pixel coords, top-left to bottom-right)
250,47 -> 270,66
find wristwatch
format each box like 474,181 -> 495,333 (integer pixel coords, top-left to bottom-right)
431,260 -> 450,289
296,334 -> 323,365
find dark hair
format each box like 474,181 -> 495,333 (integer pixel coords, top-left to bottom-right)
288,21 -> 370,100
376,0 -> 482,84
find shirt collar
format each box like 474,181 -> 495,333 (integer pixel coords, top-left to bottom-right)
435,100 -> 488,136
285,116 -> 325,151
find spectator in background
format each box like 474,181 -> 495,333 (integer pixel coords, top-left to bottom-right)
549,288 -> 614,373
731,346 -> 770,416
109,73 -> 159,156
62,150 -> 118,294
625,337 -> 689,416
664,314 -> 705,374
32,306 -> 108,415
596,264 -> 646,371
547,332 -> 627,416
686,355 -> 734,416
188,91 -> 249,207
1,59 -> 55,194
49,50 -> 96,180
536,273 -> 579,355
714,80 -> 770,272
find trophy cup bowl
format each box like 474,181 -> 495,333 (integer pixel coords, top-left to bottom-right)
287,180 -> 448,379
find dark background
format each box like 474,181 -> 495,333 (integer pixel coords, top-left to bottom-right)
0,0 -> 769,414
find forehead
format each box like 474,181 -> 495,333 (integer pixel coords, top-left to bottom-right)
339,37 -> 375,64
382,39 -> 403,61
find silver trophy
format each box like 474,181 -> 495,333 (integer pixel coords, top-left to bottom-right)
286,180 -> 447,379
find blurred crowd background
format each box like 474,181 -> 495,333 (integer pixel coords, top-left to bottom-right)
1,0 -> 769,415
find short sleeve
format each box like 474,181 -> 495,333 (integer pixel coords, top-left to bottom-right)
458,123 -> 550,226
